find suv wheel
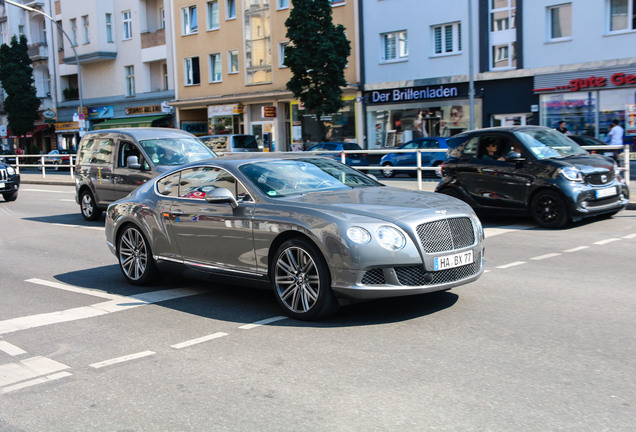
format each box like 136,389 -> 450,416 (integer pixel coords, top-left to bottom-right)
2,191 -> 18,202
80,190 -> 100,221
530,190 -> 568,228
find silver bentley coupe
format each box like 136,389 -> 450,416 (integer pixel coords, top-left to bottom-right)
105,154 -> 485,320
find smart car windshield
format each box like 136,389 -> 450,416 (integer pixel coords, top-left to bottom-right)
239,157 -> 381,197
140,138 -> 217,166
514,128 -> 587,159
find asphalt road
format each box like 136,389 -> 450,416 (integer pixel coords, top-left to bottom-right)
0,184 -> 635,431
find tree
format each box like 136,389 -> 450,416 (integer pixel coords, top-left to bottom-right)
0,35 -> 41,138
285,0 -> 351,137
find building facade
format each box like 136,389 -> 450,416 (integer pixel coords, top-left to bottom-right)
52,0 -> 176,150
169,0 -> 361,151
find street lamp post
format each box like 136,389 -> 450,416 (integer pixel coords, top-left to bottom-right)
468,0 -> 475,130
4,0 -> 84,120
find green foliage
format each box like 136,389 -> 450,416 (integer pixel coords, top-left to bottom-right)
0,35 -> 41,137
285,0 -> 351,121
63,86 -> 79,101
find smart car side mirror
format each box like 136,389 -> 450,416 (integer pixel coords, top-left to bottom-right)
205,188 -> 238,209
504,152 -> 524,163
127,155 -> 142,169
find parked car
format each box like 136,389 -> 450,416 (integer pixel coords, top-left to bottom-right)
380,137 -> 449,178
105,154 -> 485,320
199,134 -> 260,153
0,149 -> 16,165
436,126 -> 630,228
569,134 -> 621,162
305,142 -> 368,167
39,149 -> 76,171
75,128 -> 216,221
0,159 -> 20,201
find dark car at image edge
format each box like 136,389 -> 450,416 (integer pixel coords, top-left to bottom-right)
0,159 -> 20,201
436,126 -> 629,228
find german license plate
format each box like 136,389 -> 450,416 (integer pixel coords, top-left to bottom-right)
595,186 -> 617,199
434,250 -> 474,271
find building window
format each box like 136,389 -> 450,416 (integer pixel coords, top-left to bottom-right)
609,0 -> 636,31
380,31 -> 408,62
227,0 -> 236,20
207,1 -> 219,30
548,3 -> 572,40
69,18 -> 77,46
0,22 -> 6,45
228,50 -> 239,74
277,0 -> 289,9
82,15 -> 89,44
245,1 -> 272,85
278,41 -> 289,67
125,65 -> 135,96
489,0 -> 516,70
160,8 -> 166,29
122,10 -> 132,40
209,53 -> 222,82
331,0 -> 345,5
184,57 -> 200,85
432,22 -> 461,55
182,5 -> 198,35
105,13 -> 113,43
163,63 -> 169,90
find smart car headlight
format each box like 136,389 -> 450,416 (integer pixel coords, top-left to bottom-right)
6,166 -> 15,176
559,167 -> 583,182
376,226 -> 406,250
346,226 -> 371,244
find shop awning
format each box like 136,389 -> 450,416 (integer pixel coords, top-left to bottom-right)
2,124 -> 50,138
93,115 -> 170,130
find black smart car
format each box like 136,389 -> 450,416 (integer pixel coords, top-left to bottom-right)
0,159 -> 20,201
436,126 -> 630,228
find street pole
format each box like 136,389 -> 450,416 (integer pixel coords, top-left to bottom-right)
5,0 -> 83,119
468,0 -> 475,130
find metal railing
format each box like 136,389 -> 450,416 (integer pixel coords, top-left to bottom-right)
0,144 -> 631,190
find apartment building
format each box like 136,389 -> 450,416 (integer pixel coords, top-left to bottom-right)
362,0 -> 636,149
0,0 -> 57,153
170,0 -> 361,151
52,0 -> 176,150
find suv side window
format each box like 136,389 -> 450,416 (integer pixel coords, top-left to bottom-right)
78,139 -> 94,164
85,138 -> 114,165
460,137 -> 480,158
118,141 -> 142,168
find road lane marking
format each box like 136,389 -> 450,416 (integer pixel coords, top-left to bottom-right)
171,332 -> 229,349
1,372 -> 72,394
496,261 -> 526,269
20,188 -> 74,194
89,351 -> 156,369
484,224 -> 534,238
238,316 -> 287,330
0,356 -> 70,387
531,253 -> 561,261
593,238 -> 621,245
0,282 -> 206,335
623,233 -> 636,239
0,341 -> 27,356
563,246 -> 589,253
27,278 -> 130,301
50,223 -> 104,230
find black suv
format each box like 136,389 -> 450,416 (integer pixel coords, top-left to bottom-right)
0,159 -> 20,201
436,126 -> 630,228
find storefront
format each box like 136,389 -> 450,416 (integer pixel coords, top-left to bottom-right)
363,83 -> 480,149
53,121 -> 80,151
290,97 -> 357,151
534,67 -> 636,141
207,104 -> 245,136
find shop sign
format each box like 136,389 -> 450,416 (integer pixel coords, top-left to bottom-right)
535,71 -> 636,93
626,104 -> 636,135
42,109 -> 56,119
208,104 -> 238,117
181,121 -> 207,135
54,121 -> 80,132
125,105 -> 162,115
88,106 -> 114,119
262,106 -> 276,117
365,85 -> 461,105
233,105 -> 244,114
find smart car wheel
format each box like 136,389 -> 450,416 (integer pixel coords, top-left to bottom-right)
272,238 -> 339,321
530,190 -> 568,229
2,191 -> 18,202
381,162 -> 395,178
80,190 -> 100,221
117,224 -> 158,286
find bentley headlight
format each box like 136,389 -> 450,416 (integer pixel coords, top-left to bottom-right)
6,166 -> 16,176
347,226 -> 371,244
376,226 -> 406,250
559,167 -> 583,182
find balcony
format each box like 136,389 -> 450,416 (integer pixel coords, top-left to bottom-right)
141,28 -> 165,49
28,42 -> 48,61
